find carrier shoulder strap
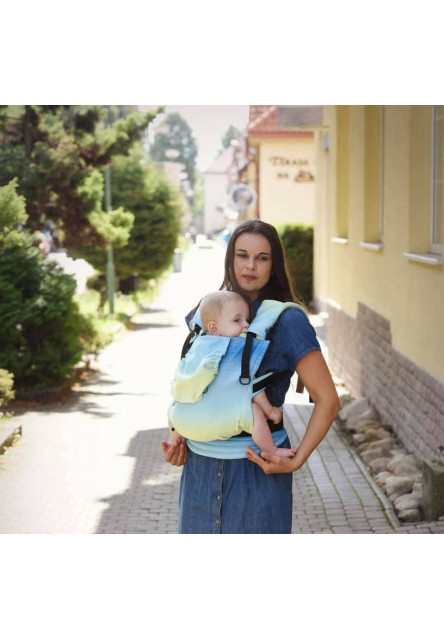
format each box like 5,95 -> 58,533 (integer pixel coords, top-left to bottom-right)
239,332 -> 255,385
259,304 -> 311,400
180,302 -> 203,360
239,304 -> 294,393
180,324 -> 202,360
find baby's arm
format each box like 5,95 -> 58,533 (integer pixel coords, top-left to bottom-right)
253,390 -> 282,424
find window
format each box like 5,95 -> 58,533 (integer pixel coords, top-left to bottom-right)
404,106 -> 443,266
334,106 -> 349,240
360,106 -> 384,250
431,106 -> 444,255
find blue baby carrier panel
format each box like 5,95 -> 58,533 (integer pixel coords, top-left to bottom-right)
168,300 -> 303,441
171,336 -> 231,403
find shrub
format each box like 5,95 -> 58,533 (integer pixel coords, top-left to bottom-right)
0,369 -> 15,412
0,178 -> 105,391
278,224 -> 314,308
76,313 -> 114,356
0,243 -> 85,389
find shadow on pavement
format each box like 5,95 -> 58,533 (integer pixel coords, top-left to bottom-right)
8,398 -> 117,420
75,390 -> 156,398
128,322 -> 179,330
8,378 -> 136,419
138,307 -> 169,314
95,427 -> 181,534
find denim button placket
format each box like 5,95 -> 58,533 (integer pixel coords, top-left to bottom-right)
212,460 -> 225,533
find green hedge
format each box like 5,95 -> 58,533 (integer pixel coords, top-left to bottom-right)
0,244 -> 85,390
278,224 -> 314,308
0,178 -> 108,392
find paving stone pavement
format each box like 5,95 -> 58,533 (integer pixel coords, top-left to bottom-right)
287,403 -> 443,534
1,242 -> 443,534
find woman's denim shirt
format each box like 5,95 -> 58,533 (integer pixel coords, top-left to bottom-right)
253,299 -> 321,407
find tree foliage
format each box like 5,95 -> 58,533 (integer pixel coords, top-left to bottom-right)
0,177 -> 28,247
79,145 -> 182,280
221,124 -> 242,151
113,151 -> 182,280
0,105 -> 162,253
149,112 -> 198,187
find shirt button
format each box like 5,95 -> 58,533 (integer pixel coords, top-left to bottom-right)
217,495 -> 221,500
217,472 -> 222,477
215,519 -> 220,524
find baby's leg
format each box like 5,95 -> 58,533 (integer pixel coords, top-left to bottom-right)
253,390 -> 282,424
252,404 -> 296,458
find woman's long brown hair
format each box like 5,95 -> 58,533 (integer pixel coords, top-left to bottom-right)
220,220 -> 302,305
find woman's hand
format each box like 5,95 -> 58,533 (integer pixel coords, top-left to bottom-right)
246,447 -> 300,474
161,435 -> 188,466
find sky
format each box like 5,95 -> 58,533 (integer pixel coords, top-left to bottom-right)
139,105 -> 250,172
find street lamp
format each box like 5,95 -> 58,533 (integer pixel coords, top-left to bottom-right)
104,165 -> 115,315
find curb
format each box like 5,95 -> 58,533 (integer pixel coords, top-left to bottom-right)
332,420 -> 401,530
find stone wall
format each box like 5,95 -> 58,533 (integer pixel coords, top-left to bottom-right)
327,301 -> 444,463
326,303 -> 361,398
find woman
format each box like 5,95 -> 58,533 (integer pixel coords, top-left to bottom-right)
161,220 -> 339,533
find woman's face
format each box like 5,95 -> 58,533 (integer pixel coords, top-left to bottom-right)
233,232 -> 273,301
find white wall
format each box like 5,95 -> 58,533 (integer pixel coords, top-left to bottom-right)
203,173 -> 230,235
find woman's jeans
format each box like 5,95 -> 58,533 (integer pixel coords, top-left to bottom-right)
178,437 -> 293,534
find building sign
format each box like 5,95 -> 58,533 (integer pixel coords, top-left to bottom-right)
268,156 -> 314,182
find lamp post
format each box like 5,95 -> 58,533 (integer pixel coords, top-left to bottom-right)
104,165 -> 115,315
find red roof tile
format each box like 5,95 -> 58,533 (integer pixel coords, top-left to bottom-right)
248,106 -> 274,125
248,105 -> 319,138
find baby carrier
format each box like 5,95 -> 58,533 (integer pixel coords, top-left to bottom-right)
168,299 -> 305,441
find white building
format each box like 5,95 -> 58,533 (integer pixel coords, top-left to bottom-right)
203,144 -> 244,236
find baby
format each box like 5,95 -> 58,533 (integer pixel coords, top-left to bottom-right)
169,291 -> 296,458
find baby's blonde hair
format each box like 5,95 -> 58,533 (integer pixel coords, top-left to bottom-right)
200,291 -> 248,332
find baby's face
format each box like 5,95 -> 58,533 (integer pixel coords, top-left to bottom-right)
216,299 -> 250,337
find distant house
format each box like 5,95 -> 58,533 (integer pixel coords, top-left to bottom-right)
246,106 -> 323,226
203,141 -> 246,236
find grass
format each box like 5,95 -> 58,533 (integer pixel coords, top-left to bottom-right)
75,276 -> 165,340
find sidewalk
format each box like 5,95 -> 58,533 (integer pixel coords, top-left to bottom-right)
1,243 -> 443,534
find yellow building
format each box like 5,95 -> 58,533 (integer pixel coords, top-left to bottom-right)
246,106 -> 321,226
314,106 -> 444,463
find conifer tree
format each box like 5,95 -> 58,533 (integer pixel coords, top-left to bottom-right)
0,105 -> 161,253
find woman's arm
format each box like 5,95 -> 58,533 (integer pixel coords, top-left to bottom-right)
246,350 -> 339,473
161,437 -> 188,466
